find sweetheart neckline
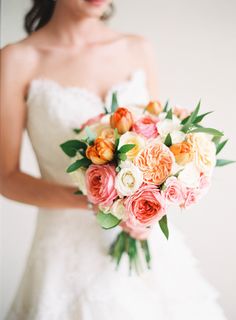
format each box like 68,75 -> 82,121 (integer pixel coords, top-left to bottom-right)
27,69 -> 146,105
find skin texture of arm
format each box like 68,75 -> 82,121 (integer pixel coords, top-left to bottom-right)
0,44 -> 89,209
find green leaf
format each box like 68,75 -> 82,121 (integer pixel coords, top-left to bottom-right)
216,139 -> 228,155
165,108 -> 173,120
180,115 -> 190,125
114,128 -> 120,149
118,153 -> 127,161
216,159 -> 235,167
189,127 -> 224,136
66,158 -> 92,173
111,92 -> 118,113
159,215 -> 169,240
163,100 -> 169,112
212,136 -> 222,147
118,144 -> 135,154
60,140 -> 87,157
74,190 -> 83,195
73,128 -> 82,134
96,211 -> 121,229
181,100 -> 201,132
104,105 -> 109,114
84,126 -> 96,142
193,111 -> 213,124
164,133 -> 172,147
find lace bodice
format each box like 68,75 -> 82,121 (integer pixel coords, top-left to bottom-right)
26,70 -> 150,185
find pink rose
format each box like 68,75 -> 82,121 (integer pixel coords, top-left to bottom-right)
181,188 -> 198,209
132,116 -> 159,139
198,174 -> 211,198
164,176 -> 186,206
121,220 -> 152,240
85,164 -> 117,206
124,184 -> 166,227
173,107 -> 191,120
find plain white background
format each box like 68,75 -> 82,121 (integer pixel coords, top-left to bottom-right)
1,0 -> 236,319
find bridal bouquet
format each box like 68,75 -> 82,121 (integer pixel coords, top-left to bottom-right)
60,95 -> 233,272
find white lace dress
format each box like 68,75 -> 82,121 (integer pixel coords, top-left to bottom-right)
6,70 -> 227,320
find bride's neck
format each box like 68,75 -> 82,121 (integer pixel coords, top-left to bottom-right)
46,4 -> 107,46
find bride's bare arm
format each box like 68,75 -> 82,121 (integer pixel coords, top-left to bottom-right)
0,45 -> 89,210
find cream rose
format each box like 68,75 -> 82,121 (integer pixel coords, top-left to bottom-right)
70,167 -> 87,195
118,132 -> 146,160
178,162 -> 200,188
115,160 -> 143,197
110,199 -> 128,221
157,118 -> 185,144
187,133 -> 216,175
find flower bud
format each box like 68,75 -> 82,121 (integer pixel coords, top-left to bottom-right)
110,107 -> 133,134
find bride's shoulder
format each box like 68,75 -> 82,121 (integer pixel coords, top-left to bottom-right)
1,37 -> 41,86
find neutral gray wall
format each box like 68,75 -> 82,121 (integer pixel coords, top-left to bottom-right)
1,0 -> 236,319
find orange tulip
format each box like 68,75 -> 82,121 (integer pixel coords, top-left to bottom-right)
146,101 -> 163,115
170,141 -> 194,165
110,107 -> 133,134
86,138 -> 115,165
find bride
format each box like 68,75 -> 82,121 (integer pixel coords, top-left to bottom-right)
1,0 -> 227,319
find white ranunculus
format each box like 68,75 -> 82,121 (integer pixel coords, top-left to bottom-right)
115,160 -> 143,197
157,118 -> 184,142
118,132 -> 146,160
170,130 -> 186,144
178,162 -> 200,188
70,168 -> 87,195
110,199 -> 128,221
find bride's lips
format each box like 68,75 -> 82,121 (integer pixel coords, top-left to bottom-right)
84,0 -> 107,7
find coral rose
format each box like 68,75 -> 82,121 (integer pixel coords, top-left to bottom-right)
110,107 -> 133,134
85,164 -> 117,206
170,141 -> 194,165
132,116 -> 159,139
146,101 -> 163,115
124,184 -> 166,227
134,142 -> 174,185
86,138 -> 115,165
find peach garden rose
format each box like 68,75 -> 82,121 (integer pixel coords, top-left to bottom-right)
134,142 -> 174,185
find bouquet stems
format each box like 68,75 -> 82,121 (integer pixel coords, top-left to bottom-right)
109,231 -> 151,274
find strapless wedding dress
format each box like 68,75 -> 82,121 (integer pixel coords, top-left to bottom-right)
6,70 -> 227,320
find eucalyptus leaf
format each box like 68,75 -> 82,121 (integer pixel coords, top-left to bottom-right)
216,159 -> 235,167
216,139 -> 228,155
159,215 -> 169,240
212,136 -> 222,146
96,211 -> 121,229
111,92 -> 118,113
164,133 -> 172,147
60,140 -> 87,157
118,144 -> 135,154
85,126 -> 96,142
189,127 -> 223,136
66,158 -> 92,173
